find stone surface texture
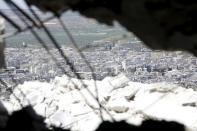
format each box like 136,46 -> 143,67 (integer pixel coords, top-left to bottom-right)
1,74 -> 197,131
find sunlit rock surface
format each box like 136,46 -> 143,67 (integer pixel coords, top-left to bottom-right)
1,74 -> 197,130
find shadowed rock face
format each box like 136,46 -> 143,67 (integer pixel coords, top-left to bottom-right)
2,106 -> 69,131
97,120 -> 185,131
0,105 -> 186,131
26,0 -> 197,56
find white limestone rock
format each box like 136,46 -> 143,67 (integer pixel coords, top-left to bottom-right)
1,101 -> 14,114
107,98 -> 130,113
71,112 -> 102,131
108,73 -> 130,89
109,84 -> 140,102
34,103 -> 47,117
134,83 -> 197,131
66,102 -> 93,117
50,110 -> 74,129
5,74 -> 197,131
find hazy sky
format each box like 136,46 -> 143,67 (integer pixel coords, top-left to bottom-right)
0,0 -> 27,9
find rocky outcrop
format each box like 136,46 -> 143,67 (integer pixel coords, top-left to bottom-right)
1,74 -> 197,130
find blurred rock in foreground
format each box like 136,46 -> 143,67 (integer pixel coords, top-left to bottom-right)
1,74 -> 197,131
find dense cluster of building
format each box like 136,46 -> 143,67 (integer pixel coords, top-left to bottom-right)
1,41 -> 197,89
